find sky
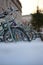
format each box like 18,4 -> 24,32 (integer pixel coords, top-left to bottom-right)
20,0 -> 43,15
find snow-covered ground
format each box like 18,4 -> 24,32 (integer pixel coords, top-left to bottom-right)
0,38 -> 43,65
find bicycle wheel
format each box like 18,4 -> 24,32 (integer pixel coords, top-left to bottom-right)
4,31 -> 13,42
11,26 -> 30,41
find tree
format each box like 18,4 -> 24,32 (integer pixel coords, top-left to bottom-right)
31,6 -> 43,31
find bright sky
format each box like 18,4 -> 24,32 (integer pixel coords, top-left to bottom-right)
20,0 -> 43,15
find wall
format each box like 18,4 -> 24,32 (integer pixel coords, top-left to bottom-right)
22,15 -> 32,25
0,0 -> 22,24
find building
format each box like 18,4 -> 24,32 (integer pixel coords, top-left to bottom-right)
0,0 -> 22,24
22,15 -> 32,25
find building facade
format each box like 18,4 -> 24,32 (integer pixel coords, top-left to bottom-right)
22,15 -> 32,25
0,0 -> 22,24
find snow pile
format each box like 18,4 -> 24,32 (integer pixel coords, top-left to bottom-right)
0,38 -> 43,65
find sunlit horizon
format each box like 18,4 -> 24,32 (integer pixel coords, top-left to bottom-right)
20,0 -> 43,15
